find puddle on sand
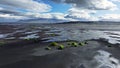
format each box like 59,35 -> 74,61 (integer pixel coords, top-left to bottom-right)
0,34 -> 8,39
43,28 -> 120,44
19,34 -> 39,39
91,50 -> 120,68
80,50 -> 120,68
1,25 -> 120,45
24,30 -> 41,34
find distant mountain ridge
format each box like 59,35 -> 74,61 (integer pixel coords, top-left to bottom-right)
19,18 -> 120,23
0,18 -> 120,24
19,18 -> 68,23
57,21 -> 120,24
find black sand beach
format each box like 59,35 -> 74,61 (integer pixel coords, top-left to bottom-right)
0,23 -> 120,68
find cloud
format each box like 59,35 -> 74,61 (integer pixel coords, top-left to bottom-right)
0,0 -> 119,22
65,8 -> 99,21
0,7 -> 21,15
52,0 -> 117,10
0,14 -> 28,19
0,7 -> 68,22
68,8 -> 97,14
0,7 -> 30,22
111,0 -> 120,2
0,6 -> 99,22
0,13 -> 30,22
99,14 -> 120,21
0,8 -> 98,22
24,12 -> 65,19
24,11 -> 96,22
0,7 -> 3,10
0,0 -> 51,12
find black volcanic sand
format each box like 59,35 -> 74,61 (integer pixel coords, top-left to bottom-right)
0,23 -> 120,68
0,39 -> 120,68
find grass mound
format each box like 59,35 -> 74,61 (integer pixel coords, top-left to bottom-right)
71,42 -> 78,47
45,47 -> 51,50
45,41 -> 88,50
50,42 -> 58,46
58,45 -> 64,50
79,42 -> 85,46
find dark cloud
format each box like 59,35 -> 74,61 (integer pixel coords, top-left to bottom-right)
52,0 -> 117,10
0,0 -> 51,12
0,10 -> 20,15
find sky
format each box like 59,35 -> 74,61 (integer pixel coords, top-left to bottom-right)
0,0 -> 120,23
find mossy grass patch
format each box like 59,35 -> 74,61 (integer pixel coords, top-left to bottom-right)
84,41 -> 88,44
45,47 -> 51,50
50,42 -> 58,46
49,33 -> 56,36
79,42 -> 85,46
67,42 -> 79,47
71,42 -> 78,47
58,44 -> 65,50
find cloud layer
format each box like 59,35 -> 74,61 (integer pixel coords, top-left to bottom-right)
0,13 -> 29,22
52,0 -> 117,10
65,8 -> 98,21
100,14 -> 120,21
0,0 -> 120,22
0,0 -> 51,12
0,0 -> 52,22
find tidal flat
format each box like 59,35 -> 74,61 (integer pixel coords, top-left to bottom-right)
0,23 -> 120,68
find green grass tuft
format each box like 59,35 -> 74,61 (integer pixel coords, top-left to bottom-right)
67,42 -> 79,47
84,41 -> 88,44
58,44 -> 64,50
50,33 -> 56,36
79,42 -> 85,46
45,47 -> 51,50
50,42 -> 58,46
25,38 -> 31,41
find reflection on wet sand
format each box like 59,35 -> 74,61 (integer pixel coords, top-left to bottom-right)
0,23 -> 120,68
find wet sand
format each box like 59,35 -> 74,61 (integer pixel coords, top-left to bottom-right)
0,39 -> 120,68
0,23 -> 120,68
